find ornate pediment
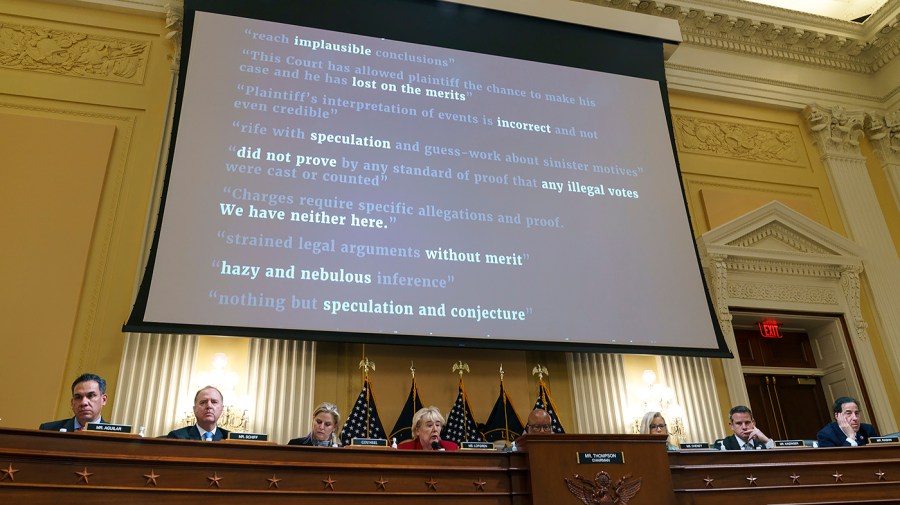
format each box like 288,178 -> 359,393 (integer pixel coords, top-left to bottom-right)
700,200 -> 863,265
726,221 -> 839,255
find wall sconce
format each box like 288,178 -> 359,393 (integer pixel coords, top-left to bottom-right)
628,370 -> 686,445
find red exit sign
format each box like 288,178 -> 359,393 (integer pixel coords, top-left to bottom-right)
758,320 -> 783,338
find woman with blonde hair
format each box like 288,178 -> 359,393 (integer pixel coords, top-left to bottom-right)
397,406 -> 458,451
288,402 -> 340,446
640,411 -> 677,450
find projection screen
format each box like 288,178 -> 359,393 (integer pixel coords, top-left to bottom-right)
126,0 -> 729,356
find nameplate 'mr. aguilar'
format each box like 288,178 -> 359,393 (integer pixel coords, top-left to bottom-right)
577,452 -> 624,464
86,423 -> 132,433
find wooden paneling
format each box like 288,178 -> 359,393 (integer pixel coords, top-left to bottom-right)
0,428 -> 527,504
519,433 -> 675,505
6,429 -> 900,505
669,445 -> 900,505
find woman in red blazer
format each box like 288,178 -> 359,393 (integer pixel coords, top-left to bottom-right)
397,406 -> 458,451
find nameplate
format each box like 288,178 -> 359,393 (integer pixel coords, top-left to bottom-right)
228,432 -> 268,442
869,436 -> 900,444
352,437 -> 388,447
774,440 -> 806,447
86,422 -> 132,434
679,442 -> 710,450
577,452 -> 624,464
461,441 -> 493,450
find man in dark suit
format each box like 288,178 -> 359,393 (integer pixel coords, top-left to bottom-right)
817,396 -> 878,447
717,405 -> 773,450
39,373 -> 108,432
166,386 -> 230,441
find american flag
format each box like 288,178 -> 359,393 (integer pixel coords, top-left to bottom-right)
340,376 -> 386,446
533,379 -> 566,433
443,378 -> 484,445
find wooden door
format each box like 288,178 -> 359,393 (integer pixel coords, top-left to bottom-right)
745,373 -> 831,440
736,327 -> 832,440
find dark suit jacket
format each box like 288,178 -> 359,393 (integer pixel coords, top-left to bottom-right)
817,421 -> 878,447
166,425 -> 230,441
718,435 -> 769,450
39,417 -> 107,432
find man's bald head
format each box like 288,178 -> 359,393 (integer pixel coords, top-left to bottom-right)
526,409 -> 553,434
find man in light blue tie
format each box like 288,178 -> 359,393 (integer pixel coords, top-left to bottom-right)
166,386 -> 230,441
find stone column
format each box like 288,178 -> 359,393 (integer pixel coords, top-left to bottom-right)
864,110 -> 900,213
805,104 -> 900,400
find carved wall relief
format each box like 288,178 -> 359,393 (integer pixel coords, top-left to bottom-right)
673,115 -> 801,164
0,22 -> 149,83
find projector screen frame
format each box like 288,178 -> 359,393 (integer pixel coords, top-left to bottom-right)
125,0 -> 731,358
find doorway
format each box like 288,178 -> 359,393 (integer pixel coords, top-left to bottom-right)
735,327 -> 833,439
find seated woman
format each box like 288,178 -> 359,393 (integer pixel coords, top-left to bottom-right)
640,411 -> 677,450
288,402 -> 340,446
397,406 -> 458,451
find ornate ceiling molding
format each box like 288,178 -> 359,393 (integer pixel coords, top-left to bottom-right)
575,0 -> 900,74
665,62 -> 892,104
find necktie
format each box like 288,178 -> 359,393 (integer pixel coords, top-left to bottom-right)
204,431 -> 213,441
743,442 -> 751,450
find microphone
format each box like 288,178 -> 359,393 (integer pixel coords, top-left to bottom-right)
431,440 -> 444,451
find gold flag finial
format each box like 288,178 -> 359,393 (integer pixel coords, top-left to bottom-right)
499,363 -> 505,382
410,361 -> 416,379
359,357 -> 375,377
452,361 -> 470,378
532,364 -> 549,381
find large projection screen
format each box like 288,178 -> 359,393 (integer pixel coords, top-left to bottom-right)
126,0 -> 729,356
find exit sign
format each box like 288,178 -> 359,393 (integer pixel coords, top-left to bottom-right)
758,320 -> 783,338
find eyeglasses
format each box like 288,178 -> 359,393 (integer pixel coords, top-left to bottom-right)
650,424 -> 667,430
528,424 -> 553,432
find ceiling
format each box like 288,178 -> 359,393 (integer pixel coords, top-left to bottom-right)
746,0 -> 890,22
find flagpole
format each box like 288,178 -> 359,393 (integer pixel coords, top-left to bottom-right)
410,361 -> 417,407
359,357 -> 375,438
500,364 -> 510,441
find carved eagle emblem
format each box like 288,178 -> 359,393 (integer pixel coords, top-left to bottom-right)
564,471 -> 642,504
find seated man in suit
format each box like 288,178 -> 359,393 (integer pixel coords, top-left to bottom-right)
166,386 -> 230,441
39,373 -> 109,431
717,405 -> 773,450
817,396 -> 878,447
